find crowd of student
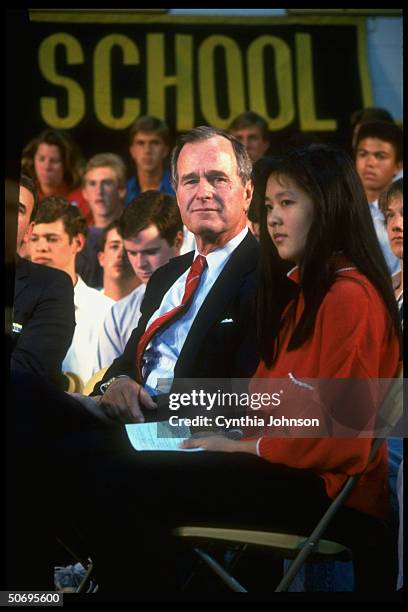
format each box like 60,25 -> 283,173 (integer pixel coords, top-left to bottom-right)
8,107 -> 403,597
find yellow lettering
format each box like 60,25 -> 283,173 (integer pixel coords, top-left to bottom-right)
94,34 -> 139,129
295,33 -> 337,131
38,33 -> 85,129
198,36 -> 245,128
147,34 -> 194,131
247,36 -> 294,130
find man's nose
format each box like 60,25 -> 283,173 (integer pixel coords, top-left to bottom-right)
196,178 -> 213,199
36,237 -> 48,250
391,215 -> 403,231
135,253 -> 146,268
118,246 -> 128,260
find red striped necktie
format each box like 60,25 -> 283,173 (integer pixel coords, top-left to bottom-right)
136,254 -> 207,378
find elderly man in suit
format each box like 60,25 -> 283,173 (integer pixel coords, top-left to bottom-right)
89,125 -> 259,422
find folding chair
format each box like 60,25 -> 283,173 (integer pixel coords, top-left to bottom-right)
173,369 -> 403,592
83,368 -> 108,396
56,533 -> 95,593
63,371 -> 84,394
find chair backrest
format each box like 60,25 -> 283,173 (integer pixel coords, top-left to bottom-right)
275,364 -> 404,592
63,371 -> 84,394
83,368 -> 108,396
369,366 -> 403,461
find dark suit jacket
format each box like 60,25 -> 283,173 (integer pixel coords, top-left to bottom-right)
11,256 -> 76,388
93,231 -> 260,393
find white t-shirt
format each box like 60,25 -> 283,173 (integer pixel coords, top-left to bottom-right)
96,283 -> 146,370
62,276 -> 114,383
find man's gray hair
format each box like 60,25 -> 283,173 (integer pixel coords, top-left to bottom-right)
170,126 -> 253,189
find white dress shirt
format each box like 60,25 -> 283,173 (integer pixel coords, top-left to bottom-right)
142,227 -> 248,395
96,283 -> 146,370
179,225 -> 196,255
62,276 -> 114,383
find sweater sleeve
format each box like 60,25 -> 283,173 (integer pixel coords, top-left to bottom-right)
315,277 -> 389,378
257,276 -> 399,473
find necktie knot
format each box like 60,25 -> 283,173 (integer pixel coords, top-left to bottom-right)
192,254 -> 207,273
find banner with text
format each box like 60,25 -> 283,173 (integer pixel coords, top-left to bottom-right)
27,12 -> 373,158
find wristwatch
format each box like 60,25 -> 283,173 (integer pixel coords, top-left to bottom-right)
99,375 -> 130,394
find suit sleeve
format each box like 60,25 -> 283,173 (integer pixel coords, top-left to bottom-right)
11,270 -> 75,388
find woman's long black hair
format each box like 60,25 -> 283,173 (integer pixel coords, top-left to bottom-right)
257,143 -> 402,367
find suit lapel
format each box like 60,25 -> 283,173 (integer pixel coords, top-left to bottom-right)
175,232 -> 258,377
13,257 -> 30,302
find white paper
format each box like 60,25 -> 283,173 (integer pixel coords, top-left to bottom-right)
125,420 -> 203,452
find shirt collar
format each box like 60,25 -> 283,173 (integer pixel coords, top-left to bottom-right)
194,227 -> 248,273
286,253 -> 356,285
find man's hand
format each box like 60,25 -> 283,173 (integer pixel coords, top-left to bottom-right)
96,378 -> 157,423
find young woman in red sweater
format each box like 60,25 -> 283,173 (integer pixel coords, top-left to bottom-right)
181,144 -> 402,592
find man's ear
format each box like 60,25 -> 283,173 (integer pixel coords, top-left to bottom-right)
395,161 -> 403,175
73,232 -> 86,254
243,180 -> 254,213
118,187 -> 127,202
173,229 -> 184,254
23,221 -> 34,244
260,139 -> 270,156
97,251 -> 105,268
129,143 -> 137,162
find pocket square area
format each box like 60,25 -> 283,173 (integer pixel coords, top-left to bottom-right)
220,318 -> 234,324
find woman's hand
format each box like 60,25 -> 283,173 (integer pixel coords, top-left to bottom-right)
180,433 -> 258,454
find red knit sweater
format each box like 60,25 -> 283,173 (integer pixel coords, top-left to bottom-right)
252,259 -> 400,521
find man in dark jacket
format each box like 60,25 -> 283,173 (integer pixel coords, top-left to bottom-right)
12,174 -> 75,387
